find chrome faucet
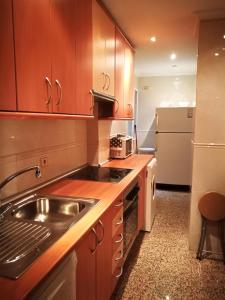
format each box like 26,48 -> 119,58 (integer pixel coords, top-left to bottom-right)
0,166 -> 41,207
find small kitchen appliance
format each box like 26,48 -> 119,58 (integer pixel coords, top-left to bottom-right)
110,134 -> 133,159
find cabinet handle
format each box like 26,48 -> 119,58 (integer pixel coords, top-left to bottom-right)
115,199 -> 123,207
45,76 -> 52,105
90,227 -> 98,255
114,99 -> 119,113
97,219 -> 104,245
55,79 -> 62,105
115,233 -> 123,243
105,73 -> 110,90
115,250 -> 123,261
102,72 -> 107,90
116,216 -> 123,225
115,266 -> 123,278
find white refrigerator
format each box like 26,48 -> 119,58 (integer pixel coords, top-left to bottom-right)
155,107 -> 195,186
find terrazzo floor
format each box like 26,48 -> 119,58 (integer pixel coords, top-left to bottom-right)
113,190 -> 225,300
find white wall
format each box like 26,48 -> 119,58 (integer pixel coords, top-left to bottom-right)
0,120 -> 87,201
189,19 -> 225,252
137,75 -> 196,149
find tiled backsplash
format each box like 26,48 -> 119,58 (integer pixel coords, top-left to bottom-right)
87,120 -> 128,165
0,119 -> 87,200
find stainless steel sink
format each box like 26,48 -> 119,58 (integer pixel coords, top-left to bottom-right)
12,194 -> 95,229
0,194 -> 99,279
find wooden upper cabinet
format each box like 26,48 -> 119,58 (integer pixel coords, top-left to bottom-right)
75,0 -> 93,115
114,28 -> 135,119
14,0 -> 52,113
115,28 -> 125,118
51,0 -> 77,114
0,0 -> 16,111
92,0 -> 115,97
13,0 -> 93,116
124,42 -> 135,118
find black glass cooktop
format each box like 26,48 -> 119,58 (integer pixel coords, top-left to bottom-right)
67,166 -> 132,183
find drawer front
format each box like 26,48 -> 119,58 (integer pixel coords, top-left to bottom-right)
113,196 -> 123,213
112,206 -> 123,236
112,242 -> 123,274
111,262 -> 123,293
112,225 -> 123,253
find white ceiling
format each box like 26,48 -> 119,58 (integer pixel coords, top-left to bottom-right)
102,0 -> 225,77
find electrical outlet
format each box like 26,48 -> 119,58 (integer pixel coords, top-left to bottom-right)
40,156 -> 48,167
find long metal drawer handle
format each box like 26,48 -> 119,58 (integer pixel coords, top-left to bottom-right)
55,79 -> 62,105
45,76 -> 52,105
116,217 -> 123,225
115,199 -> 123,207
90,227 -> 98,255
97,219 -> 104,245
115,266 -> 123,278
115,250 -> 123,261
115,233 -> 123,243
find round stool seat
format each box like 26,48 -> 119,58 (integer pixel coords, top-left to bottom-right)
198,192 -> 225,221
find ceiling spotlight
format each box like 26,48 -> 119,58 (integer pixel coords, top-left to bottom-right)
150,36 -> 156,42
223,34 -> 225,39
170,53 -> 177,60
214,52 -> 220,56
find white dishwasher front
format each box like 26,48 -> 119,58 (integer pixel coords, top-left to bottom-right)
29,251 -> 77,300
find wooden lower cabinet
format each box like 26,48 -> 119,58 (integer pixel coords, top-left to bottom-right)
76,207 -> 112,300
76,169 -> 146,299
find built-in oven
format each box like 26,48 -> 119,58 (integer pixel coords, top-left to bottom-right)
123,180 -> 139,255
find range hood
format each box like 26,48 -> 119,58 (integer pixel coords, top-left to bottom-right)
91,89 -> 115,102
90,90 -> 115,118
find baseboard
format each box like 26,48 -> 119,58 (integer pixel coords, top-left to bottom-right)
156,183 -> 191,192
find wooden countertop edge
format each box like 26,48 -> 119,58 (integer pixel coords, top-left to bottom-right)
0,154 -> 153,299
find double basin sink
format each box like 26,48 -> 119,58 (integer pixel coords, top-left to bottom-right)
0,194 -> 98,279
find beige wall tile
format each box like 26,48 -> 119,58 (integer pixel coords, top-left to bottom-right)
191,146 -> 225,193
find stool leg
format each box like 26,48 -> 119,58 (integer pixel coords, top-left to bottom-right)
197,218 -> 207,260
219,220 -> 225,264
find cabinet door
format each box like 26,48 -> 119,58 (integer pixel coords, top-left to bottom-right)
138,168 -> 147,230
52,0 -> 76,114
14,0 -> 52,112
92,0 -> 106,94
96,208 -> 112,300
76,228 -> 96,300
0,0 -> 16,111
114,28 -> 125,118
75,0 -> 93,115
124,43 -> 135,118
104,15 -> 115,97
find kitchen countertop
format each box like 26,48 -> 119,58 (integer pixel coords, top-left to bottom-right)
0,154 -> 153,300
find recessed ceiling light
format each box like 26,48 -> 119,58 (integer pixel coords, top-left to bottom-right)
170,53 -> 177,60
150,36 -> 156,42
223,34 -> 225,39
214,52 -> 220,56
